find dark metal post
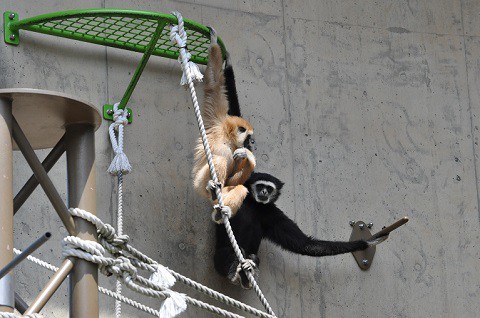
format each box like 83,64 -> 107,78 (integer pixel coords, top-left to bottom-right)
66,124 -> 98,318
0,97 -> 14,312
15,293 -> 29,314
0,232 -> 51,279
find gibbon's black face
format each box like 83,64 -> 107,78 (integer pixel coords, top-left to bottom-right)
243,133 -> 255,151
246,173 -> 284,204
237,126 -> 255,151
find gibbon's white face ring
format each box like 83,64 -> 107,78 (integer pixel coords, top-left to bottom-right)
251,180 -> 277,204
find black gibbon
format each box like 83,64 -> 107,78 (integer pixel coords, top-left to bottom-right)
214,55 -> 387,289
214,172 -> 388,289
192,30 -> 256,223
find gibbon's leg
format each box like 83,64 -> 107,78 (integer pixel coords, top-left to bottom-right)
193,155 -> 231,198
221,185 -> 248,214
211,185 -> 248,223
263,206 -> 386,256
227,148 -> 256,186
214,247 -> 259,289
237,254 -> 260,290
214,246 -> 238,280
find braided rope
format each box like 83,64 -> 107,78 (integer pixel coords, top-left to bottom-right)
13,249 -> 161,317
115,172 -> 124,318
0,313 -> 43,318
169,11 -> 277,317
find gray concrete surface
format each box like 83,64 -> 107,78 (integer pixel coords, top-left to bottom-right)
1,0 -> 479,317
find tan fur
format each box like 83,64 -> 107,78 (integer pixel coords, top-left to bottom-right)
192,43 -> 256,219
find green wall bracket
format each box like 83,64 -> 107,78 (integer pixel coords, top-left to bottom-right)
4,12 -> 19,45
103,104 -> 133,124
3,9 -> 228,124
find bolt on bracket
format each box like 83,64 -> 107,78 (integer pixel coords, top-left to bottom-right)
103,104 -> 133,123
350,217 -> 409,270
4,11 -> 19,45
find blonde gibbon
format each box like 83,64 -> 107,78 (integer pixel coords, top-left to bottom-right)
192,32 -> 256,223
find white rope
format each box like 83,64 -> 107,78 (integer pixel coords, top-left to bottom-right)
169,23 -> 203,86
115,172 -> 124,318
108,102 -> 131,175
169,11 -> 277,317
13,248 -> 162,317
0,313 -> 43,318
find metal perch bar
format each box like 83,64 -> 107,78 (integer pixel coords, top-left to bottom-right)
0,232 -> 51,279
371,217 -> 409,240
11,117 -> 76,235
25,258 -> 74,315
14,134 -> 66,214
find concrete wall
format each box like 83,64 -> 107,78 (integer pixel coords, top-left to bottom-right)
1,0 -> 479,317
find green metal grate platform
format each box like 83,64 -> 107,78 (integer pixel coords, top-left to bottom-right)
3,9 -> 227,120
4,9 -> 225,65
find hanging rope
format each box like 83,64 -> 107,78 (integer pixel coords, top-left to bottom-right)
107,102 -> 131,175
169,11 -> 277,317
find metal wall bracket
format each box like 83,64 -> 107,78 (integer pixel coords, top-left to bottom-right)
3,12 -> 19,45
350,217 -> 409,270
350,221 -> 375,270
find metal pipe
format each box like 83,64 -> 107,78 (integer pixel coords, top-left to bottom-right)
14,135 -> 66,214
0,97 -> 14,312
0,232 -> 52,279
66,124 -> 98,318
12,117 -> 76,235
25,258 -> 74,314
371,217 -> 409,240
15,293 -> 29,314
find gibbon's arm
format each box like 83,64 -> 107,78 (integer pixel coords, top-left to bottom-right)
262,206 -> 369,257
202,43 -> 229,130
226,149 -> 256,186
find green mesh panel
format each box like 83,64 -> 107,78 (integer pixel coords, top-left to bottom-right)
5,9 -> 225,64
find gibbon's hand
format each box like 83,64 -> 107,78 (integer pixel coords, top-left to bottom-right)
212,204 -> 232,224
367,233 -> 389,246
233,148 -> 248,160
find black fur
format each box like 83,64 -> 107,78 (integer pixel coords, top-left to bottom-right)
214,173 -> 369,287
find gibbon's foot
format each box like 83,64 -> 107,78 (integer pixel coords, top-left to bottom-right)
233,147 -> 248,160
238,255 -> 260,290
212,205 -> 232,224
208,26 -> 217,44
206,180 -> 222,200
367,233 -> 389,246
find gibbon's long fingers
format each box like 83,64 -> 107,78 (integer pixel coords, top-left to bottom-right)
226,149 -> 256,186
208,26 -> 218,44
220,185 -> 249,217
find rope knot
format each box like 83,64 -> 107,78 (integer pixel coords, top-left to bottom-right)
108,102 -> 132,175
169,12 -> 203,86
113,108 -> 129,127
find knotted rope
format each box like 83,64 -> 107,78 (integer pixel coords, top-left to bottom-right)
169,11 -> 277,317
107,102 -> 131,175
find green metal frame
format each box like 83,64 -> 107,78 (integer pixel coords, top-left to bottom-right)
3,9 -> 227,122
